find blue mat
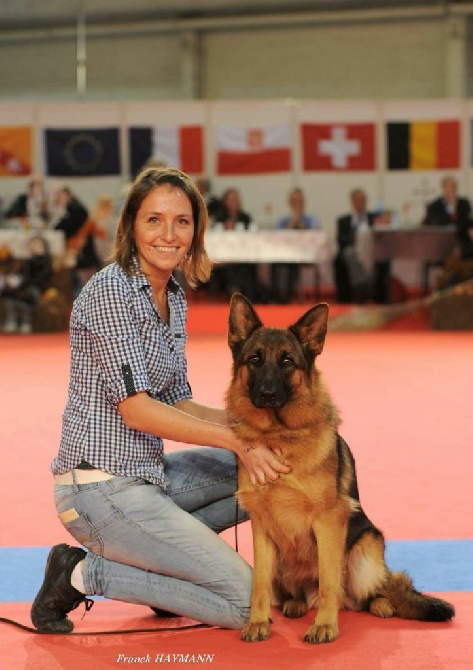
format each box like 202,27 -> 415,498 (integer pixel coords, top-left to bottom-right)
0,540 -> 471,603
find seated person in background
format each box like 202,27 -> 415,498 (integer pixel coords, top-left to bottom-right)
424,175 -> 473,261
87,194 -> 117,267
210,188 -> 258,301
425,176 -> 473,290
50,187 -> 89,242
0,235 -> 52,334
271,187 -> 321,304
423,175 -> 471,228
4,177 -> 49,230
334,188 -> 389,304
195,177 -> 221,223
50,187 -> 96,298
215,188 -> 252,231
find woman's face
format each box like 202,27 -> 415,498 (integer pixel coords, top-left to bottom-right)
134,184 -> 194,282
290,190 -> 304,213
225,190 -> 240,213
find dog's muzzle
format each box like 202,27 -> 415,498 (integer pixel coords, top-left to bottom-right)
251,384 -> 288,409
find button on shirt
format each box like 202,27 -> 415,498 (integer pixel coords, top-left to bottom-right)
51,259 -> 192,489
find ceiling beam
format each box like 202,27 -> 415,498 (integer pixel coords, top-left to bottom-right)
0,4 -> 453,45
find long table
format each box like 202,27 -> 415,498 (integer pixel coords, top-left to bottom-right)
372,226 -> 457,296
204,229 -> 332,300
204,229 -> 332,264
0,229 -> 65,258
372,226 -> 457,263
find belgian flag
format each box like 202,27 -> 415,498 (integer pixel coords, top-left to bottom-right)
387,120 -> 460,170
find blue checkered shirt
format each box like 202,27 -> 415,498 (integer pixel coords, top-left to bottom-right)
51,259 -> 192,488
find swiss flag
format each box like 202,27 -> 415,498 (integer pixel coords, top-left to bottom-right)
216,124 -> 292,175
129,125 -> 204,176
301,123 -> 376,171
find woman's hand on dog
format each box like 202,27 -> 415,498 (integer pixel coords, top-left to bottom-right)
237,443 -> 291,486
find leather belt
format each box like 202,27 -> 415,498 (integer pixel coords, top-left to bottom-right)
54,469 -> 117,485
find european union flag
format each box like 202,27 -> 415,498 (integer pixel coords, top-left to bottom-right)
45,127 -> 121,176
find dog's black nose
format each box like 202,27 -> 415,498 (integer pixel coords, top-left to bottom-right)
260,391 -> 276,404
251,377 -> 287,409
254,391 -> 281,408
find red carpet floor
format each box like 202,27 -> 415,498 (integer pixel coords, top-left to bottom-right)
0,302 -> 471,669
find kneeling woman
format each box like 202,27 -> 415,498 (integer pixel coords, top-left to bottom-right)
31,167 -> 290,633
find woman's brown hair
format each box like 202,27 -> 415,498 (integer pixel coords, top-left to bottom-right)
113,166 -> 212,288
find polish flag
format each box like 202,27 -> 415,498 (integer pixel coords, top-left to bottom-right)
216,123 -> 292,175
129,125 -> 204,175
301,123 -> 376,171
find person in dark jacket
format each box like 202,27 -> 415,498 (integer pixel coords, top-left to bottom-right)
209,188 -> 257,301
51,187 -> 99,297
4,178 -> 49,229
424,175 -> 473,260
50,187 -> 88,241
333,188 -> 390,304
195,177 -> 221,223
423,175 -> 471,229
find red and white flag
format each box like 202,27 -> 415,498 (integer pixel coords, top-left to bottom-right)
301,123 -> 376,171
216,123 -> 292,175
129,125 -> 204,175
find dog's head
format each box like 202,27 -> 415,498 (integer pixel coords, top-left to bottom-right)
228,293 -> 329,410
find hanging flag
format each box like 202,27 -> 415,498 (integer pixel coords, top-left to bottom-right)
44,127 -> 121,177
129,126 -> 204,176
216,124 -> 292,175
301,123 -> 376,171
0,126 -> 32,176
387,120 -> 460,170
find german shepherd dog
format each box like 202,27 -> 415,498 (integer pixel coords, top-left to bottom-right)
226,294 -> 454,644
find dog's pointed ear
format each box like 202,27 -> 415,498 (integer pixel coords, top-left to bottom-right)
289,303 -> 329,358
228,293 -> 263,351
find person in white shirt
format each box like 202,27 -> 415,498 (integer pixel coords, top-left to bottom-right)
333,188 -> 389,304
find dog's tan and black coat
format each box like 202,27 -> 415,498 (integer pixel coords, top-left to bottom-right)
226,294 -> 454,644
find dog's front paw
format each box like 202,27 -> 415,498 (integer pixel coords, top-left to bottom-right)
241,620 -> 272,642
304,622 -> 339,644
283,599 -> 308,618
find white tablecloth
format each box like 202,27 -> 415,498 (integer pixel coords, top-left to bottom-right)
0,230 -> 65,258
204,230 -> 332,264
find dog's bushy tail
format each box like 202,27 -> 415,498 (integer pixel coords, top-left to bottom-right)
381,571 -> 454,622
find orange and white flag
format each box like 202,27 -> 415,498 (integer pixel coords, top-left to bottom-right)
0,126 -> 32,176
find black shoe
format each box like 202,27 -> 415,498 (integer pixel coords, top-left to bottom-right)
31,543 -> 93,633
150,607 -> 181,618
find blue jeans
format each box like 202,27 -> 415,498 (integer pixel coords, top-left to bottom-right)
53,447 -> 252,629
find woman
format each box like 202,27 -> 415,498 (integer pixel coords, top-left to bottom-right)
31,167 -> 289,634
210,188 -> 257,300
215,188 -> 251,231
271,187 -> 321,304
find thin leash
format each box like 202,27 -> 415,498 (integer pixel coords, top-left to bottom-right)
0,616 -> 210,635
